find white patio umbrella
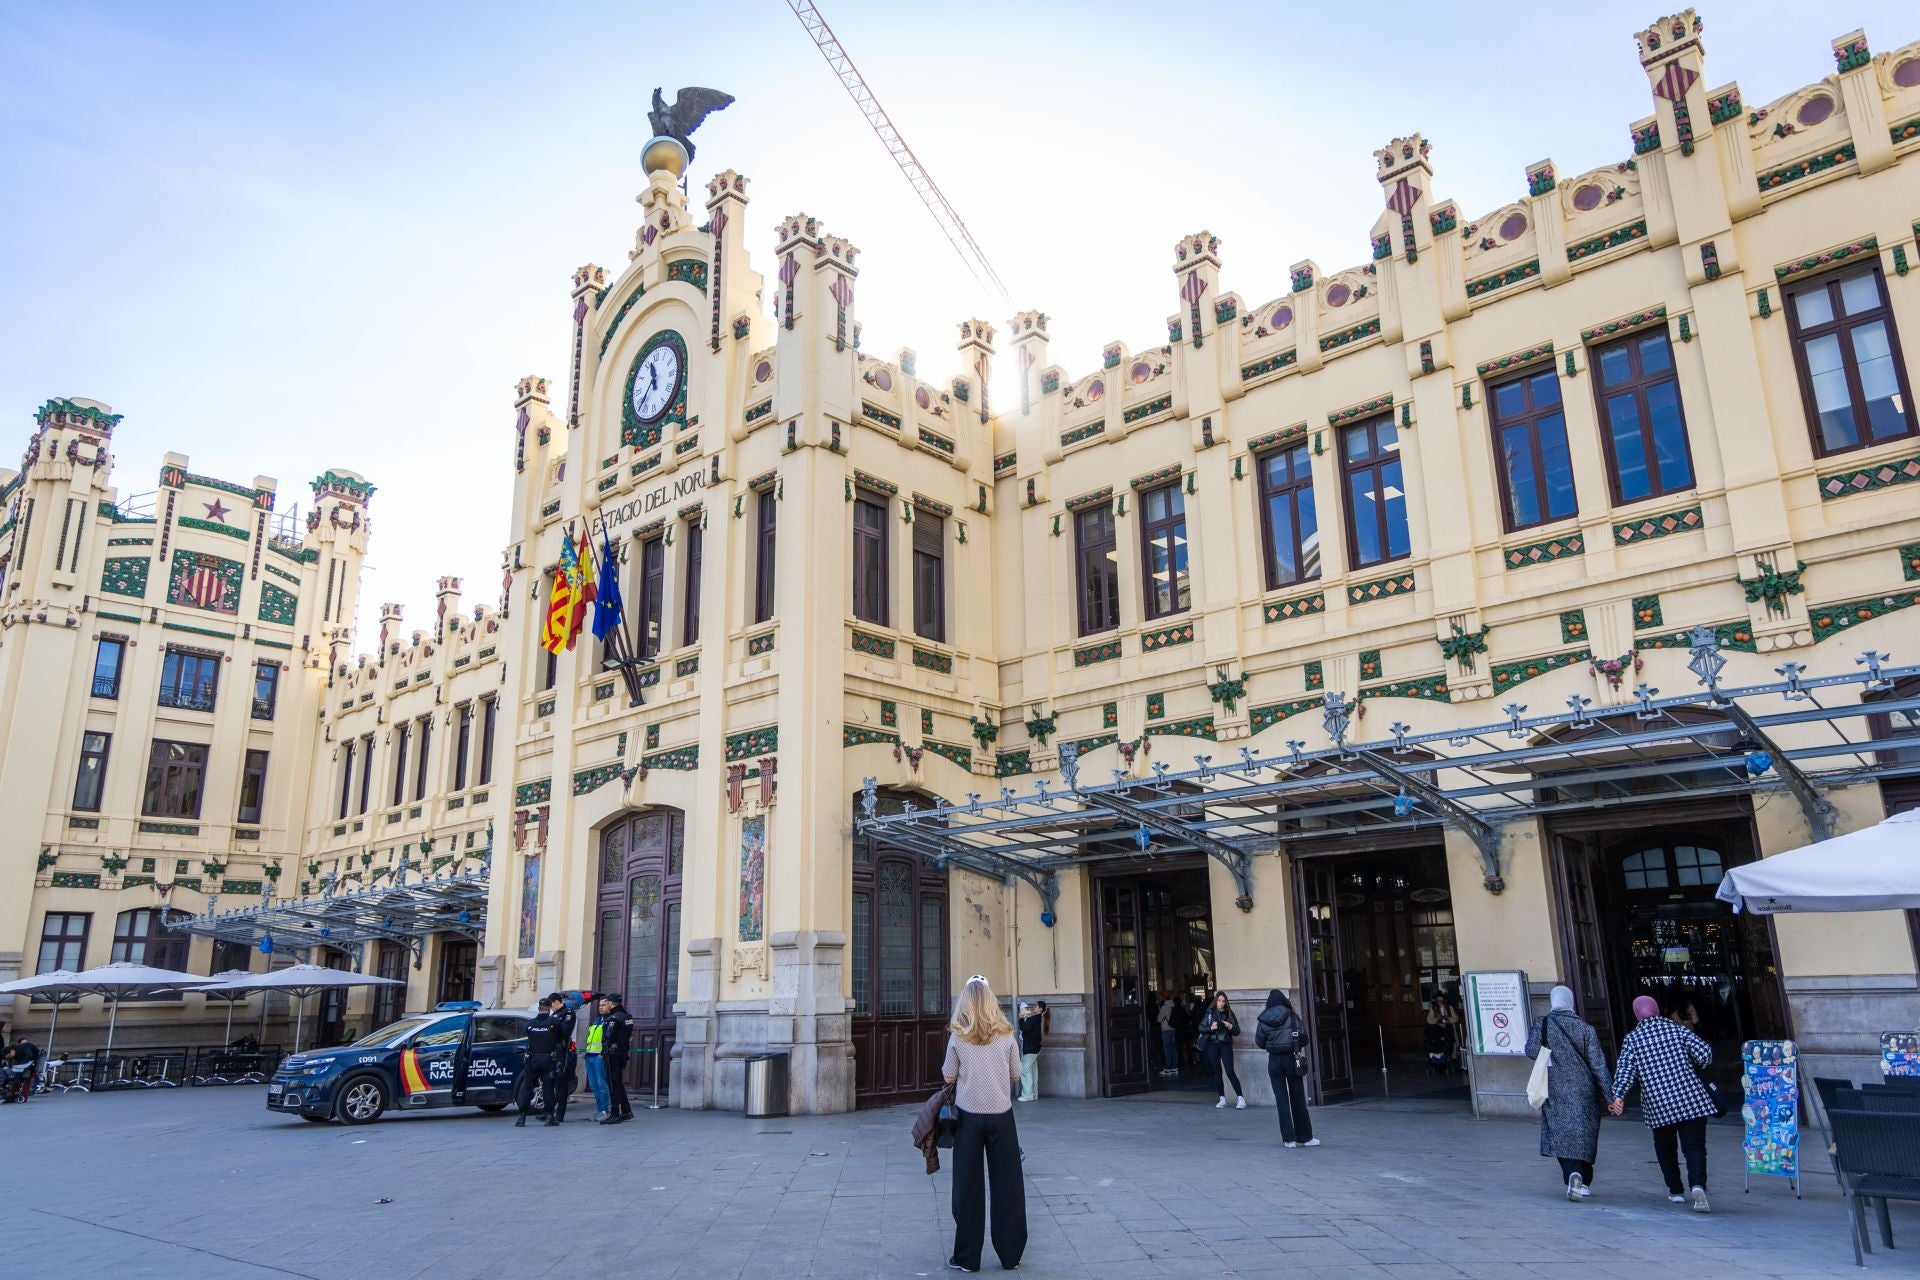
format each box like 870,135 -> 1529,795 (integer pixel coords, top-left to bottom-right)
0,969 -> 86,1073
194,964 -> 404,1054
1717,807 -> 1920,914
195,970 -> 258,1047
34,963 -> 209,1083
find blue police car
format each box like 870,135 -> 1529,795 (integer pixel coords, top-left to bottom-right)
267,1002 -> 538,1125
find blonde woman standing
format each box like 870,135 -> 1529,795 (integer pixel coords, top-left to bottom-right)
942,975 -> 1027,1273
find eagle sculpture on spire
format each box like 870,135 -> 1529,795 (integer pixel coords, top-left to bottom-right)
648,86 -> 735,163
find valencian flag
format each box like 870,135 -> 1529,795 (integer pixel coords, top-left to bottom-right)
541,531 -> 583,655
591,524 -> 623,641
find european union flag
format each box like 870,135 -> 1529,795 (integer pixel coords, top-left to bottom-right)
591,531 -> 623,641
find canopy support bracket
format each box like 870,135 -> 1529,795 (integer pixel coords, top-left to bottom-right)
1354,748 -> 1505,892
1720,702 -> 1838,842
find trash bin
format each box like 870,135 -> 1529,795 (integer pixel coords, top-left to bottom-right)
744,1051 -> 789,1118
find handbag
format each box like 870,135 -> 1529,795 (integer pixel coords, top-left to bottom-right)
1698,1072 -> 1729,1118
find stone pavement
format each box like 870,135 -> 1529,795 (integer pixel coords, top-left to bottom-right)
0,1086 -> 1911,1279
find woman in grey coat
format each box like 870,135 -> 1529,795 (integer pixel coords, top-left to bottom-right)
1525,986 -> 1610,1201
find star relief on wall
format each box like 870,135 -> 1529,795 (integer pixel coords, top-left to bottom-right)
203,499 -> 230,522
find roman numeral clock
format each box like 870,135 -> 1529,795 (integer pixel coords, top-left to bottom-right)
622,330 -> 690,449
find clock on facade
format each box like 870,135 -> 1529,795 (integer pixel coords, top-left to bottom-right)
630,342 -> 682,425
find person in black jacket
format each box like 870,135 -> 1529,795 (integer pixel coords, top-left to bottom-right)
548,995 -> 578,1124
1198,990 -> 1246,1109
598,993 -> 635,1123
516,997 -> 567,1128
1254,989 -> 1317,1146
1016,1002 -> 1044,1101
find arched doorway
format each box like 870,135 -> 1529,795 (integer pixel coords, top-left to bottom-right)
593,809 -> 683,1102
851,789 -> 949,1109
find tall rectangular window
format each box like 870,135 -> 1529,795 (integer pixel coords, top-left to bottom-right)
338,739 -> 356,819
251,662 -> 280,721
1489,369 -> 1577,531
1594,331 -> 1694,504
92,637 -> 124,699
1257,443 -> 1321,590
852,493 -> 889,625
237,748 -> 269,824
391,724 -> 410,807
541,649 -> 558,691
637,536 -> 665,660
478,699 -> 496,785
73,731 -> 111,812
1074,506 -> 1120,636
357,733 -> 374,814
142,739 -> 207,818
413,715 -> 432,801
753,490 -> 778,624
454,703 -> 474,791
112,908 -> 186,971
1786,265 -> 1918,456
1341,418 -> 1411,569
1138,483 -> 1190,620
37,912 -> 90,974
912,513 -> 945,642
210,939 -> 251,976
157,650 -> 220,712
682,520 -> 703,647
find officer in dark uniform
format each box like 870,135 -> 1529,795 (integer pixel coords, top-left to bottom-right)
599,993 -> 635,1123
549,994 -> 578,1124
516,995 -> 566,1128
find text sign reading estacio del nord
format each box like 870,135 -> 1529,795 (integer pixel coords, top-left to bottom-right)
597,468 -> 707,542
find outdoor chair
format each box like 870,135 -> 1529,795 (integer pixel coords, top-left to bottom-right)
1834,1087 -> 1920,1114
1815,1076 -> 1853,1127
1830,1110 -> 1920,1267
1863,1079 -> 1920,1096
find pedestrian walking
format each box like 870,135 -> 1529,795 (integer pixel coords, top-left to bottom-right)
1198,990 -> 1246,1109
941,975 -> 1026,1274
1254,990 -> 1317,1147
1156,994 -> 1179,1077
1525,986 -> 1610,1201
582,996 -> 612,1122
516,995 -> 567,1128
1608,993 -> 1718,1213
599,992 -> 634,1123
1016,1001 -> 1043,1102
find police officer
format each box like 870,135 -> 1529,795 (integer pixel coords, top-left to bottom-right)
598,993 -> 635,1124
549,994 -> 578,1124
516,994 -> 566,1128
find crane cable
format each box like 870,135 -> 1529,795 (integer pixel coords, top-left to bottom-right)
785,0 -> 1012,305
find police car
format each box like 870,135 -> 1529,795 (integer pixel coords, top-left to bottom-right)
267,1002 -> 542,1125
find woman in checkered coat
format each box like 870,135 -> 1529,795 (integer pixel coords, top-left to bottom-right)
1608,994 -> 1718,1213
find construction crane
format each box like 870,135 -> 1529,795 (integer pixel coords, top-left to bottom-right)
786,0 -> 1012,305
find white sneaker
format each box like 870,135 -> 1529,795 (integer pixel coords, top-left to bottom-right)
1235,1097 -> 1247,1110
1667,1193 -> 1686,1204
1566,1172 -> 1585,1202
1574,1184 -> 1592,1198
1215,1097 -> 1227,1109
1690,1186 -> 1710,1214
1302,1138 -> 1321,1147
1283,1141 -> 1298,1148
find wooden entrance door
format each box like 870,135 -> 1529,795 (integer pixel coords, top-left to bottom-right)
1095,879 -> 1152,1096
1295,861 -> 1352,1103
593,810 -> 683,1100
1549,833 -> 1617,1048
850,845 -> 949,1109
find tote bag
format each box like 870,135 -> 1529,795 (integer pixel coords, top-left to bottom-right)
1525,1039 -> 1553,1112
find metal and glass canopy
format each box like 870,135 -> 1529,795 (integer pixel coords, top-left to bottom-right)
855,630 -> 1920,919
165,857 -> 489,969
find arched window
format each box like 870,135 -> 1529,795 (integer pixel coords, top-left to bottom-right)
1617,842 -> 1723,895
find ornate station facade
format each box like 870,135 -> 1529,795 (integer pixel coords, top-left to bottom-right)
5,9 -> 1920,1113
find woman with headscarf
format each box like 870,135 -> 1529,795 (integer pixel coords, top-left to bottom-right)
1254,989 -> 1318,1147
1525,986 -> 1610,1200
941,975 -> 1026,1273
1608,993 -> 1718,1213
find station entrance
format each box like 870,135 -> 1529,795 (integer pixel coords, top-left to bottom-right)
1091,859 -> 1217,1097
1293,840 -> 1462,1106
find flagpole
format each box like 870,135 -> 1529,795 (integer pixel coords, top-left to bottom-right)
589,512 -> 646,708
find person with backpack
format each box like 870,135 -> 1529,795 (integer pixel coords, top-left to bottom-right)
1197,990 -> 1246,1109
1524,986 -> 1610,1200
1254,990 -> 1317,1147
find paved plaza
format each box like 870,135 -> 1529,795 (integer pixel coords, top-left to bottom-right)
0,1086 -> 1910,1279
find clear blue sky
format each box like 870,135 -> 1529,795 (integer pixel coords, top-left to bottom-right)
1,1 -> 1908,641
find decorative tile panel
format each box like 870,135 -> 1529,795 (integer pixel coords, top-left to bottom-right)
1250,697 -> 1321,732
994,451 -> 1017,475
1809,592 -> 1920,643
1818,451 -> 1920,500
879,700 -> 898,727
1263,590 -> 1326,623
1146,716 -> 1215,740
1774,238 -> 1877,282
1559,610 -> 1589,644
101,556 -> 150,598
1305,660 -> 1324,690
1360,674 -> 1450,702
1102,702 -> 1118,729
1122,395 -> 1173,425
724,726 -> 778,761
923,740 -> 972,771
1613,505 -> 1704,544
1347,571 -> 1417,605
1491,649 -> 1591,691
1060,421 -> 1106,448
1758,145 -> 1856,192
1140,621 -> 1195,652
1240,350 -> 1298,382
1073,640 -> 1122,667
1319,319 -> 1381,353
138,821 -> 200,836
747,631 -> 775,656
1467,260 -> 1540,298
642,745 -> 699,771
1065,487 -> 1114,512
1358,649 -> 1383,681
1581,306 -> 1667,344
1476,344 -> 1554,377
996,749 -> 1031,778
1632,595 -> 1664,629
572,763 -> 623,796
1901,545 -> 1920,582
911,647 -> 953,674
850,630 -> 896,659
1635,621 -> 1756,652
258,583 -> 297,626
1145,693 -> 1165,720
843,726 -> 899,748
513,779 -> 552,807
1567,221 -> 1647,262
1069,732 -> 1119,756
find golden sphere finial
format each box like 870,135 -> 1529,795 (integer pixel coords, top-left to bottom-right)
642,135 -> 690,178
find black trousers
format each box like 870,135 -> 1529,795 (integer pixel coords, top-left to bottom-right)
605,1053 -> 632,1118
551,1053 -> 575,1120
950,1108 -> 1026,1272
1556,1157 -> 1595,1186
1652,1117 -> 1708,1193
1266,1060 -> 1313,1142
517,1056 -> 560,1117
1205,1044 -> 1242,1098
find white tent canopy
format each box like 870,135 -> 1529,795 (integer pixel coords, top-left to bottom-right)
195,964 -> 404,1053
0,969 -> 86,1067
1717,807 -> 1920,914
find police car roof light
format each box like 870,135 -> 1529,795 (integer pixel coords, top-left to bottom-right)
434,1000 -> 483,1011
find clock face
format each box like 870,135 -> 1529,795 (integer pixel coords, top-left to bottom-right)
630,344 -> 682,424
